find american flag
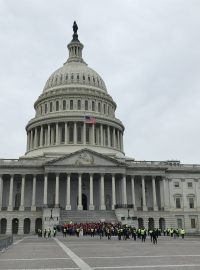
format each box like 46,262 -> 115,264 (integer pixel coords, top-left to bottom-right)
84,116 -> 96,124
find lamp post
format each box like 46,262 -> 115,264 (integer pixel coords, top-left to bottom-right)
127,208 -> 131,220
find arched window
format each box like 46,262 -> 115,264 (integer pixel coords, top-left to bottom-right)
77,100 -> 81,110
56,101 -> 59,111
61,125 -> 65,143
92,101 -> 95,111
63,100 -> 66,110
40,106 -> 42,115
88,76 -> 90,82
108,106 -> 110,115
83,75 -> 85,81
50,102 -> 53,112
70,100 -> 73,110
103,104 -> 106,114
71,73 -> 74,80
66,74 -> 68,80
77,74 -> 79,80
85,100 -> 88,110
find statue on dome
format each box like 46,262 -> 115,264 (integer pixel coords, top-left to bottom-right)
73,21 -> 78,34
72,21 -> 79,42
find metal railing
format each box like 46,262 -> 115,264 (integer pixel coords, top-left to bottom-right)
0,235 -> 13,252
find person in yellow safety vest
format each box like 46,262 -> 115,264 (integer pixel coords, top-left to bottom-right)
140,228 -> 146,242
170,228 -> 174,237
180,228 -> 185,239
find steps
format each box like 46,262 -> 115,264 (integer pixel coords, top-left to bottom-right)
60,210 -> 118,224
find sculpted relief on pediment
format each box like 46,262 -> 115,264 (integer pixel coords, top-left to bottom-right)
75,152 -> 94,165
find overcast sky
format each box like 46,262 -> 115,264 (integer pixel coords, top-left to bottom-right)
0,0 -> 200,163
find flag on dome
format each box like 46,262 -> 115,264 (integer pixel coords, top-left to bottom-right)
84,116 -> 96,124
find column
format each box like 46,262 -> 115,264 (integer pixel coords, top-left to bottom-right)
107,126 -> 111,147
65,174 -> 71,210
112,174 -> 116,210
142,176 -> 147,211
131,176 -> 136,210
152,176 -> 158,211
30,129 -> 33,149
8,175 -> 14,211
117,130 -> 120,149
100,174 -> 106,210
113,128 -> 116,148
39,126 -> 43,147
26,131 -> 30,151
65,122 -> 68,144
47,124 -> 50,145
19,175 -> 25,211
43,174 -> 48,207
55,174 -> 59,207
31,175 -> 36,211
89,174 -> 94,210
163,177 -> 169,211
0,175 -> 3,210
77,174 -> 83,210
92,124 -> 95,145
74,122 -> 77,144
56,123 -> 59,145
83,122 -> 86,145
34,128 -> 37,148
122,175 -> 127,205
120,131 -> 124,151
100,124 -> 103,146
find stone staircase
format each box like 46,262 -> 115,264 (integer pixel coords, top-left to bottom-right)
60,210 -> 118,224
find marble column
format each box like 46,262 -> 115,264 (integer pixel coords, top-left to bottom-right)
117,130 -> 120,149
163,177 -> 169,211
31,175 -> 36,211
40,126 -> 43,147
34,128 -> 37,148
107,126 -> 111,147
55,174 -> 59,207
19,175 -> 25,211
83,122 -> 86,145
142,176 -> 147,211
131,176 -> 136,210
65,122 -> 68,144
56,123 -> 59,145
77,174 -> 83,210
0,175 -> 3,210
8,175 -> 14,211
100,174 -> 106,210
152,176 -> 158,211
30,130 -> 33,149
100,124 -> 103,146
26,131 -> 30,151
47,124 -> 50,146
74,122 -> 77,144
112,174 -> 116,210
65,174 -> 71,210
122,175 -> 127,205
113,128 -> 116,148
92,124 -> 95,145
89,174 -> 94,210
43,174 -> 48,207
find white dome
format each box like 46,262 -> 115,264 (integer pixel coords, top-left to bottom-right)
43,61 -> 107,93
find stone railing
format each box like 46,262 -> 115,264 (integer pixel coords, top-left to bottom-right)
0,235 -> 13,252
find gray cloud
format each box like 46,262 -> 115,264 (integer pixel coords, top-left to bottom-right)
0,0 -> 200,163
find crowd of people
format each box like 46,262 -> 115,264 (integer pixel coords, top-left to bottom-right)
37,221 -> 186,244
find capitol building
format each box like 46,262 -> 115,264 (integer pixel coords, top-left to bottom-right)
0,22 -> 200,235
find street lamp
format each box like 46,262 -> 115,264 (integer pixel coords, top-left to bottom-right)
127,208 -> 131,220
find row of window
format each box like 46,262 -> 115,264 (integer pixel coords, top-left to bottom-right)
47,73 -> 105,89
175,197 -> 195,209
37,99 -> 114,117
174,181 -> 194,188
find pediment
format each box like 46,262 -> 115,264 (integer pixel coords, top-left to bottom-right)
45,149 -> 122,167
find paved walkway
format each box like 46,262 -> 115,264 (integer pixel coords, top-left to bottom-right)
1,235 -> 200,269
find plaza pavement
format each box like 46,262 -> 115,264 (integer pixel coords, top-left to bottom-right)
1,235 -> 200,269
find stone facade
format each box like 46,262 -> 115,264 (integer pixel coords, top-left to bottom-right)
0,23 -> 200,235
